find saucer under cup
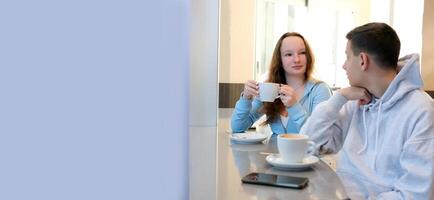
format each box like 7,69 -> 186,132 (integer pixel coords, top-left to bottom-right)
277,134 -> 314,163
230,132 -> 267,143
266,154 -> 319,170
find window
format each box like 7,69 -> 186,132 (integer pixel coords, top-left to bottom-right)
254,0 -> 423,89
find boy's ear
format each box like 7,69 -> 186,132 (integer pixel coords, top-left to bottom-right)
359,52 -> 369,71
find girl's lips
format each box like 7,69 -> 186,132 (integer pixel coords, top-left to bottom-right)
292,65 -> 304,70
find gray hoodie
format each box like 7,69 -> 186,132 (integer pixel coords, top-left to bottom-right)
301,54 -> 434,199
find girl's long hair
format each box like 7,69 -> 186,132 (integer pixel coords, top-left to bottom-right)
261,32 -> 315,125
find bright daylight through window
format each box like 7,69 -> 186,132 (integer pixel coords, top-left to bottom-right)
254,0 -> 423,90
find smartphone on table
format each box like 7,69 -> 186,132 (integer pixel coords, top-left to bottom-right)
241,172 -> 308,189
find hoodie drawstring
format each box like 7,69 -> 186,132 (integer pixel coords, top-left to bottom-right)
372,100 -> 383,170
357,100 -> 383,171
357,106 -> 368,154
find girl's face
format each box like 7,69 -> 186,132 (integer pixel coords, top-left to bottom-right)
280,36 -> 307,77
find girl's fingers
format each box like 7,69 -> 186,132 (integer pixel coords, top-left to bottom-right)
246,87 -> 258,96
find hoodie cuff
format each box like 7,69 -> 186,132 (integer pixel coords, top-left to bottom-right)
238,92 -> 254,104
328,92 -> 348,111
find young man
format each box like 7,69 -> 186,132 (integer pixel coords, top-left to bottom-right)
301,22 -> 434,199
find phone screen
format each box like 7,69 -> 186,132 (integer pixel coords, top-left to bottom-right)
241,172 -> 308,189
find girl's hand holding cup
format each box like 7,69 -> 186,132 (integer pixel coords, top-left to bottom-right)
279,85 -> 298,107
242,80 -> 259,100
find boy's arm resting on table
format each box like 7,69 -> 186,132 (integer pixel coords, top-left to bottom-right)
373,112 -> 434,200
300,92 -> 352,154
287,82 -> 332,132
231,95 -> 263,133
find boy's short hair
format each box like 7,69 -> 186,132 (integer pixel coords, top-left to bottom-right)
346,22 -> 401,69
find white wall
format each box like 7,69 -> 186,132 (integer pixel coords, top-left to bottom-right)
1,1 -> 189,199
392,0 -> 424,58
219,0 -> 256,83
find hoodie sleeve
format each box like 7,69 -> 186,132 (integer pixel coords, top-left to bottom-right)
287,82 -> 332,132
372,110 -> 434,200
300,92 -> 354,154
230,94 -> 264,133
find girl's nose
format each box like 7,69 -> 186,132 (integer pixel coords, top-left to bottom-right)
294,54 -> 300,62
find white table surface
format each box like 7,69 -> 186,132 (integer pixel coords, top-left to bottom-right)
190,108 -> 349,200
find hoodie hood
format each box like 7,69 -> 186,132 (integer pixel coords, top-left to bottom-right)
376,54 -> 423,110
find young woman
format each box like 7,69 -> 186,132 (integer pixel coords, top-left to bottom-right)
231,32 -> 332,134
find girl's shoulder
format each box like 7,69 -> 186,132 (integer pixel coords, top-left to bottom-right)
306,79 -> 332,96
307,79 -> 330,89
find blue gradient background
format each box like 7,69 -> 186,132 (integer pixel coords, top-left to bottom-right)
0,1 -> 189,199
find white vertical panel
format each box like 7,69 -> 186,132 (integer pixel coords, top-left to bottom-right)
190,0 -> 219,127
189,0 -> 219,200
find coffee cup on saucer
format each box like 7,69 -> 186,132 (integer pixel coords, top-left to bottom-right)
277,134 -> 315,163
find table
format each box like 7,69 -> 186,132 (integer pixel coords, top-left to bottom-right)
217,109 -> 349,200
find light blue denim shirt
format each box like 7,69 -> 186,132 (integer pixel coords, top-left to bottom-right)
231,81 -> 332,134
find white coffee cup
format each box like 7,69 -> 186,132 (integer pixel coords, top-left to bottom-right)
259,82 -> 280,102
277,134 -> 315,163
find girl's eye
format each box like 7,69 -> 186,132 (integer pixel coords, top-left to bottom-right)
300,51 -> 306,55
285,53 -> 292,56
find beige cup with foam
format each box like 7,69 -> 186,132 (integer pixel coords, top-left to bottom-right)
277,134 -> 315,163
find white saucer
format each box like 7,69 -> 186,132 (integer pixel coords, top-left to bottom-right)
230,132 -> 267,144
266,154 -> 319,170
231,143 -> 267,152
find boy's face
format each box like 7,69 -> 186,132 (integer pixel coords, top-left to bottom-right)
343,41 -> 364,87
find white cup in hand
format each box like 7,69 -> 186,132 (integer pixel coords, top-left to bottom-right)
277,134 -> 315,163
259,82 -> 280,102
